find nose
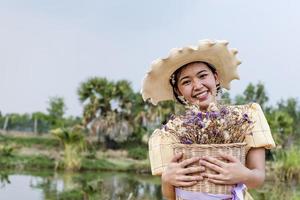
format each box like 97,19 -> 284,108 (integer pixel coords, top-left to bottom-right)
192,79 -> 203,90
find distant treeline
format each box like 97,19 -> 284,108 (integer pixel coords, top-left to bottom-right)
0,97 -> 81,133
1,78 -> 299,148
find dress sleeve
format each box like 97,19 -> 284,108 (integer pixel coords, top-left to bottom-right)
244,103 -> 276,151
148,129 -> 179,176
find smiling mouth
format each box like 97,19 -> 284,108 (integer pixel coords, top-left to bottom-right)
192,91 -> 208,99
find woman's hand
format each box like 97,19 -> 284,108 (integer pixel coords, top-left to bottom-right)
162,153 -> 205,187
199,153 -> 251,185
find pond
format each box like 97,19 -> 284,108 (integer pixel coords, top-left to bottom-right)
0,171 -> 298,200
0,171 -> 162,200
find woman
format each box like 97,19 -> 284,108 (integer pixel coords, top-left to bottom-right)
141,39 -> 275,200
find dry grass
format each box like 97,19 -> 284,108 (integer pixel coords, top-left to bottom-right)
96,149 -> 128,158
18,147 -> 62,160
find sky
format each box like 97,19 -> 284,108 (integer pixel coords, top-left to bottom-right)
1,0 -> 299,116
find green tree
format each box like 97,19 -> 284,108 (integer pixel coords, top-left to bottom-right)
234,94 -> 246,105
255,82 -> 269,109
114,80 -> 135,115
6,113 -> 32,131
277,98 -> 300,133
220,91 -> 231,104
78,77 -> 115,126
267,108 -> 294,148
243,83 -> 256,102
78,78 -> 139,147
32,112 -> 50,133
234,82 -> 269,109
47,97 -> 66,128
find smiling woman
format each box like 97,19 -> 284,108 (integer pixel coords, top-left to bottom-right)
141,39 -> 276,200
171,61 -> 219,110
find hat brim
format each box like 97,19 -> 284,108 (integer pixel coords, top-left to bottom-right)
141,39 -> 241,105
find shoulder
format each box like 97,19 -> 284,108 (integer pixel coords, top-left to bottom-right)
228,103 -> 263,117
149,129 -> 178,143
228,102 -> 261,110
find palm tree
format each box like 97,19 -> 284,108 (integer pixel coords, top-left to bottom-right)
78,78 -> 137,146
114,80 -> 136,117
78,77 -> 115,126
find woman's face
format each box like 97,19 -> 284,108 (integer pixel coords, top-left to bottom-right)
176,62 -> 219,110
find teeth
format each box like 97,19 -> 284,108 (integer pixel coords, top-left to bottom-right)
195,91 -> 207,98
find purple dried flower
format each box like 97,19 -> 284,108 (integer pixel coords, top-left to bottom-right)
181,137 -> 193,144
209,130 -> 219,137
210,111 -> 220,119
166,104 -> 254,145
243,113 -> 252,123
197,112 -> 203,121
220,107 -> 229,117
162,124 -> 168,131
197,121 -> 205,128
206,112 -> 210,119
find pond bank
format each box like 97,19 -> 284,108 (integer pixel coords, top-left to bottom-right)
0,133 -> 151,173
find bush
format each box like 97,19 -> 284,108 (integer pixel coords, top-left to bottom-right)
274,146 -> 300,183
0,145 -> 14,157
128,147 -> 147,160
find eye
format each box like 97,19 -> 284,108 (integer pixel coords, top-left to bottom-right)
198,73 -> 208,79
181,80 -> 191,85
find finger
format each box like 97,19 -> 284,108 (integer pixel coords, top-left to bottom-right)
176,181 -> 198,187
176,175 -> 203,182
218,153 -> 238,162
202,156 -> 225,167
180,157 -> 201,168
179,166 -> 205,175
202,173 -> 226,181
207,178 -> 227,185
171,153 -> 183,163
199,160 -> 224,173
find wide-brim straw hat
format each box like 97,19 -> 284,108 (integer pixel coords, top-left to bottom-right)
141,39 -> 241,105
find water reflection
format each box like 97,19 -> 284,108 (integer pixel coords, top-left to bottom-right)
0,171 -> 163,200
1,171 -> 298,200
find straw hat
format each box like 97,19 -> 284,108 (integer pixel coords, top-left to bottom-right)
141,39 -> 241,105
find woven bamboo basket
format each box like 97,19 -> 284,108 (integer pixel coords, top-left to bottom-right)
173,142 -> 246,198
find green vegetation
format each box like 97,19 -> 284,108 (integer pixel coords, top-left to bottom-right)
127,146 -> 148,160
0,134 -> 150,173
25,171 -> 162,200
1,78 -> 300,187
0,144 -> 14,156
0,149 -> 149,172
249,181 -> 300,200
273,147 -> 300,183
51,126 -> 86,171
0,134 -> 59,148
0,154 -> 54,170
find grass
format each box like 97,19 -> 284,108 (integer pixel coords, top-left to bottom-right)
0,133 -> 151,173
249,180 -> 300,200
0,153 -> 150,173
0,134 -> 60,149
273,146 -> 300,183
0,154 -> 55,170
127,146 -> 148,160
249,146 -> 300,200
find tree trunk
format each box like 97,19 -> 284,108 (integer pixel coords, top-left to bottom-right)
284,134 -> 294,149
105,135 -> 118,149
34,117 -> 38,134
83,193 -> 89,200
3,116 -> 9,131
